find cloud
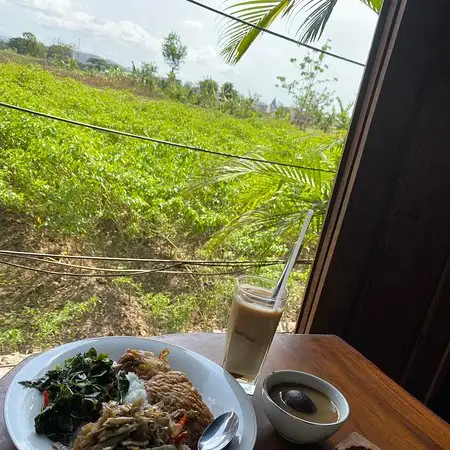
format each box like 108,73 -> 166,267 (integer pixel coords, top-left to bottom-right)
187,44 -> 239,75
16,0 -> 74,15
14,0 -> 160,51
188,44 -> 216,65
183,20 -> 203,31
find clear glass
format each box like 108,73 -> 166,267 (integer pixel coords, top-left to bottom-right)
223,275 -> 288,395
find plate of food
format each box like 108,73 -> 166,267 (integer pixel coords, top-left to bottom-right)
4,336 -> 257,450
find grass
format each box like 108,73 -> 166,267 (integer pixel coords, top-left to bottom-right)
0,60 -> 336,354
0,295 -> 99,352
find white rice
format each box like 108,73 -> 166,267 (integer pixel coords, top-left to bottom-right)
124,372 -> 147,404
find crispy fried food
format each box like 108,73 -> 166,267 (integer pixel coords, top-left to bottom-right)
115,349 -> 171,380
145,371 -> 214,449
73,401 -> 177,450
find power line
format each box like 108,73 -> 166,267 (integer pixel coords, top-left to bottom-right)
0,250 -> 299,266
0,259 -> 182,277
185,0 -> 366,68
0,253 -> 284,273
0,102 -> 336,174
0,259 -> 274,277
0,254 -> 180,273
0,250 -> 314,278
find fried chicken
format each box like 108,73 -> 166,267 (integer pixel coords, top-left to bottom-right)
145,371 -> 214,449
115,349 -> 171,380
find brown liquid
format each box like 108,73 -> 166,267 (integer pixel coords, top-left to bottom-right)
223,286 -> 282,379
270,383 -> 339,424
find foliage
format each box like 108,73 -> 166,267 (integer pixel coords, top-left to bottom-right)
218,0 -> 381,64
162,31 -> 188,74
21,347 -> 127,445
86,57 -> 117,72
276,43 -> 349,131
201,132 -> 343,256
47,43 -> 74,64
7,32 -> 47,58
0,42 -> 261,120
221,82 -> 239,101
131,61 -> 159,92
0,61 -> 343,353
198,77 -> 220,108
0,296 -> 99,352
0,64 -> 338,252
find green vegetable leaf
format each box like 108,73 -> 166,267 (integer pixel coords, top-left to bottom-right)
21,348 -> 120,445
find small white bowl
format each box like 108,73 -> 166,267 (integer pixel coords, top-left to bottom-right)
262,370 -> 350,444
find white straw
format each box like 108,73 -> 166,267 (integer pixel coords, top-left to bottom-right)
273,209 -> 314,309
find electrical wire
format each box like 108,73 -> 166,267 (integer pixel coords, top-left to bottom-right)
0,249 -> 316,266
0,259 -> 183,277
185,0 -> 366,68
0,250 -> 313,278
0,102 -> 336,174
0,259 -> 280,277
0,254 -> 283,274
0,254 -> 164,273
0,259 -> 265,277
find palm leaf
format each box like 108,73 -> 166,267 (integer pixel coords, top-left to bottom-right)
219,0 -> 381,64
359,0 -> 382,13
198,153 -> 329,188
296,0 -> 337,43
219,0 -> 295,64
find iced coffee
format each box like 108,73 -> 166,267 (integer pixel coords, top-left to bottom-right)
223,276 -> 288,394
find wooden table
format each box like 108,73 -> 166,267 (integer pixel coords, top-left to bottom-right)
1,333 -> 449,449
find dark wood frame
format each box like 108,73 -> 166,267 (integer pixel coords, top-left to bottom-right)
296,0 -> 450,404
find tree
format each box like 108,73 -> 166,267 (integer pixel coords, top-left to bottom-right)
198,78 -> 219,108
86,57 -> 115,72
131,61 -> 159,91
162,32 -> 188,75
219,0 -> 382,64
202,133 -> 344,256
220,82 -> 239,101
7,32 -> 47,58
276,42 -> 340,131
47,43 -> 73,63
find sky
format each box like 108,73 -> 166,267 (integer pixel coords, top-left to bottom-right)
0,0 -> 379,105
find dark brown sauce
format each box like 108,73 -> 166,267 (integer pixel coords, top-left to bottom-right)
269,383 -> 339,424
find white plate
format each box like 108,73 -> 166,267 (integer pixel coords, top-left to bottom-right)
5,336 -> 257,450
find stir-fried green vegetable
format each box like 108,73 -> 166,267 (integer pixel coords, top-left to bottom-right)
20,348 -> 129,445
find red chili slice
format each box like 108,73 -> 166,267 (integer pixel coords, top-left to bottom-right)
43,390 -> 49,407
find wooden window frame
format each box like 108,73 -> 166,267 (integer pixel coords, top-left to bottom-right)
295,0 -> 450,405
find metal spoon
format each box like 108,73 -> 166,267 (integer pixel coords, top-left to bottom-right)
198,411 -> 239,450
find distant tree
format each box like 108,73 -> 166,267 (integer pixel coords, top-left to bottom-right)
8,32 -> 46,58
131,61 -> 159,91
0,40 -> 7,51
86,57 -> 115,72
47,43 -> 73,63
220,82 -> 239,101
198,78 -> 219,108
276,42 -> 338,131
162,32 -> 187,75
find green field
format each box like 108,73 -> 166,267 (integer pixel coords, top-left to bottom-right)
0,61 -> 341,353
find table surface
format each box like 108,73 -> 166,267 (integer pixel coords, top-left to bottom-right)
1,333 -> 449,450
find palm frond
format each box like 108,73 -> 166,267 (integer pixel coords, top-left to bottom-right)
199,152 -> 332,187
359,0 -> 382,13
219,0 -> 381,63
219,0 -> 295,64
296,0 -> 337,44
207,205 -> 315,255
